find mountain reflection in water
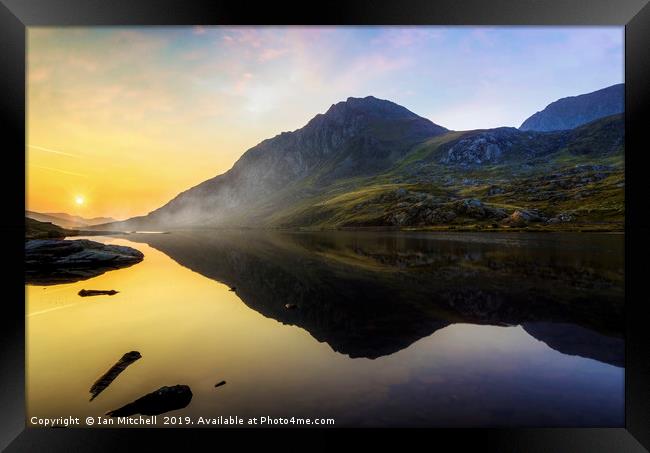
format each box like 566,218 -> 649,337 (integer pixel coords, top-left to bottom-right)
126,231 -> 623,366
27,231 -> 624,427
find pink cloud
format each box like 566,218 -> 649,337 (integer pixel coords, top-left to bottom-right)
258,48 -> 289,62
29,66 -> 52,83
233,72 -> 254,94
67,55 -> 98,72
230,28 -> 264,48
353,53 -> 411,73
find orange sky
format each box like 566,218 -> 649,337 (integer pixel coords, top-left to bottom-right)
26,28 -> 297,220
26,26 -> 623,219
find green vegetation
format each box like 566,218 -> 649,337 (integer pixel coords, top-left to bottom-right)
112,97 -> 624,233
26,217 -> 78,240
265,115 -> 624,231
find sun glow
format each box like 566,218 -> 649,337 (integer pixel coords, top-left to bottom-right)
74,195 -> 85,206
27,27 -> 624,219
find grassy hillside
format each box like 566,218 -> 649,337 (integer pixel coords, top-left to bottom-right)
26,217 -> 78,240
100,96 -> 624,233
267,115 -> 624,231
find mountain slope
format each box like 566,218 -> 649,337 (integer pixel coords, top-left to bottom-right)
519,83 -> 624,132
101,91 -> 624,232
268,114 -> 624,229
102,96 -> 448,230
26,211 -> 116,229
26,217 -> 77,240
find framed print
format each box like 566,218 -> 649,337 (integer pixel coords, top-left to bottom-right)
2,0 -> 650,451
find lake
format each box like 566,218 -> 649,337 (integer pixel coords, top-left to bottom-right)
26,231 -> 624,427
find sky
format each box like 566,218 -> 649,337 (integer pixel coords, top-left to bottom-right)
27,26 -> 623,219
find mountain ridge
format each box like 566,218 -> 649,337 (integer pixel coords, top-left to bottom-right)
26,211 -> 116,229
97,90 -> 624,232
519,83 -> 624,132
107,96 -> 448,229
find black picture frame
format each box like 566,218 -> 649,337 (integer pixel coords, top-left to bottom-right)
2,0 -> 649,451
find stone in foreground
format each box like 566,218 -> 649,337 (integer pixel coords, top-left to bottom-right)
106,385 -> 193,417
25,239 -> 144,285
89,351 -> 142,401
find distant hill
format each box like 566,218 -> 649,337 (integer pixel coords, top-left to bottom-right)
25,217 -> 78,240
26,211 -> 116,229
98,90 -> 624,232
519,83 -> 624,132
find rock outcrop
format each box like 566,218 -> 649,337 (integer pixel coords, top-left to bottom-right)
519,83 -> 624,132
502,209 -> 545,226
440,128 -> 519,165
25,239 -> 144,285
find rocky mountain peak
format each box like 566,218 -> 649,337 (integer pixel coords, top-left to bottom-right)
323,95 -> 422,121
99,87 -> 623,232
301,95 -> 447,142
519,83 -> 624,132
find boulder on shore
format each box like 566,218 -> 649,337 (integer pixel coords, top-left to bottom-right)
25,239 -> 144,285
502,209 -> 545,226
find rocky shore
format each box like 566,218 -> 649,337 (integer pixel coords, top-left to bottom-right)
25,238 -> 144,285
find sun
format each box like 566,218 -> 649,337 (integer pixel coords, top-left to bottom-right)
74,195 -> 85,206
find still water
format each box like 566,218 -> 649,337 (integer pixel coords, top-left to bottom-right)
26,231 -> 624,427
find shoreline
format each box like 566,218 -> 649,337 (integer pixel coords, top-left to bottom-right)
105,225 -> 624,235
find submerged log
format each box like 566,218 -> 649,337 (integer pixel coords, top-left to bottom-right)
79,289 -> 119,297
106,385 -> 193,417
89,351 -> 142,401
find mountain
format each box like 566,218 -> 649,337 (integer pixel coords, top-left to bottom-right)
100,91 -> 624,232
519,83 -> 624,132
103,96 -> 448,229
25,217 -> 77,240
272,114 -> 623,229
26,211 -> 116,229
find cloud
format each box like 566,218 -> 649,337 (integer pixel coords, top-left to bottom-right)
29,164 -> 88,178
233,72 -> 254,94
258,47 -> 289,62
27,26 -> 624,216
225,28 -> 265,48
28,144 -> 80,158
28,66 -> 51,83
67,55 -> 98,72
